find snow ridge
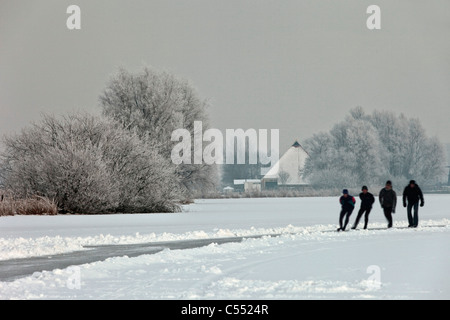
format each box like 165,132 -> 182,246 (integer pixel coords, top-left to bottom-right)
1,219 -> 448,261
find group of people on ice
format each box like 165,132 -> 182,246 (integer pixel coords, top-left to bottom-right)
338,180 -> 424,231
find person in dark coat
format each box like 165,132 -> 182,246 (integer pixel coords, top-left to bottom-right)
403,180 -> 424,228
338,189 -> 356,231
379,180 -> 397,228
352,186 -> 375,230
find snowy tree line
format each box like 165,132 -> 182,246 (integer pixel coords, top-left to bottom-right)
303,107 -> 447,189
0,67 -> 217,214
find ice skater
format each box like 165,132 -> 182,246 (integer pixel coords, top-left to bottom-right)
379,180 -> 397,228
338,189 -> 356,232
352,186 -> 375,230
403,180 -> 424,228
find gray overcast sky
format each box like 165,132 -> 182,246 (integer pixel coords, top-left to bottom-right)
1,0 -> 449,153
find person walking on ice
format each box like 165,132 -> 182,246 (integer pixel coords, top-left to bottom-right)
403,180 -> 424,228
379,180 -> 397,228
352,186 -> 375,230
338,189 -> 356,232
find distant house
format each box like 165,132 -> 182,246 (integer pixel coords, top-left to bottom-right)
233,179 -> 261,193
261,141 -> 309,190
223,186 -> 234,194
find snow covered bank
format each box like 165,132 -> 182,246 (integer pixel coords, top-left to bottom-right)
0,219 -> 448,261
1,224 -> 449,299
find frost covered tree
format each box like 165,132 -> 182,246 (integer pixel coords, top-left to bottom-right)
0,113 -> 181,213
304,107 -> 446,189
100,67 -> 218,194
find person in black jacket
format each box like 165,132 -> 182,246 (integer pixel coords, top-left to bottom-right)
352,186 -> 375,230
403,180 -> 424,228
379,180 -> 397,228
338,189 -> 356,232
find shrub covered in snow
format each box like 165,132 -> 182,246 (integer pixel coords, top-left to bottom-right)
0,113 -> 181,214
100,67 -> 218,195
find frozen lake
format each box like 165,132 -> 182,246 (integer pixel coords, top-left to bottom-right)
0,195 -> 449,299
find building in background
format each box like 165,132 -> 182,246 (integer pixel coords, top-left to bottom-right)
261,141 -> 309,190
233,179 -> 261,193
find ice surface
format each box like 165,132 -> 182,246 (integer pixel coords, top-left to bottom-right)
0,195 -> 448,299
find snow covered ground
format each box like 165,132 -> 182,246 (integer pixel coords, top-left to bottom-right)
0,195 -> 449,299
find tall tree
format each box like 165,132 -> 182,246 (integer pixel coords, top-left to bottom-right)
100,67 -> 218,194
